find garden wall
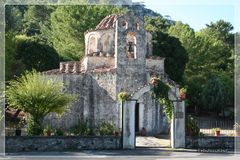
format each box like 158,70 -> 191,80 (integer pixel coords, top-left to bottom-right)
6,136 -> 121,152
186,136 -> 239,149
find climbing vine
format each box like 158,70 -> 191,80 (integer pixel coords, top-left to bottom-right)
150,77 -> 173,121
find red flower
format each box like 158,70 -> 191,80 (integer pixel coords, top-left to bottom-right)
179,88 -> 186,100
150,77 -> 158,86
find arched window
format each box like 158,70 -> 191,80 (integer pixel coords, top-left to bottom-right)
122,21 -> 128,29
88,36 -> 97,55
136,23 -> 140,30
126,32 -> 137,59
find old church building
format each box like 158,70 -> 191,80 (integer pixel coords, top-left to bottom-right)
44,12 -> 173,135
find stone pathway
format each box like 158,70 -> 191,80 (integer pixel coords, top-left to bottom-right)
136,135 -> 170,148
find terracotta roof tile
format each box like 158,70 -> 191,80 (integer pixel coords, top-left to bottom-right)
95,14 -> 121,30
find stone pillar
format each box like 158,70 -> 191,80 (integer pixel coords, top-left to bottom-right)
72,62 -> 79,73
122,100 -> 136,149
169,87 -> 185,148
65,63 -> 70,73
59,62 -> 65,73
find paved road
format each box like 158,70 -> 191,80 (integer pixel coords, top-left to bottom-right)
2,148 -> 239,160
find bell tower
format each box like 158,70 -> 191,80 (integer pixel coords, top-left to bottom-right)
114,12 -> 148,94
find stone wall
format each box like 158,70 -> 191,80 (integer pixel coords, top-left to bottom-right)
83,56 -> 115,71
186,136 -> 238,149
44,71 -> 167,135
146,58 -> 164,74
43,72 -> 119,131
6,136 -> 121,152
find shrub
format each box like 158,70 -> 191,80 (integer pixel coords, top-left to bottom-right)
6,70 -> 74,135
186,115 -> 200,136
118,92 -> 130,102
43,124 -> 53,136
55,128 -> 65,136
71,121 -> 93,136
27,115 -> 43,135
99,121 -> 115,136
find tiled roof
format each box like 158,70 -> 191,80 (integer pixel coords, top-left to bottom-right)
95,14 -> 121,30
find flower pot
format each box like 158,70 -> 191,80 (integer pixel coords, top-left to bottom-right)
179,92 -> 186,101
15,129 -> 21,136
114,131 -> 119,136
44,130 -> 52,136
215,131 -> 220,136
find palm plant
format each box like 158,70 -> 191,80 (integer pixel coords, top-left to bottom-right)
6,70 -> 74,135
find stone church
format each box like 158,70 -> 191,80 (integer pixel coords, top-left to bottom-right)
44,12 -> 173,135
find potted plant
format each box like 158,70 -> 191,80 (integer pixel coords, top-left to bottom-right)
15,126 -> 21,136
150,77 -> 158,86
43,125 -> 53,136
213,128 -> 221,136
234,123 -> 240,136
15,117 -> 26,136
179,88 -> 186,101
113,129 -> 120,136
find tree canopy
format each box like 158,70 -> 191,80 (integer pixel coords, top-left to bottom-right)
168,20 -> 234,113
45,5 -> 128,60
15,35 -> 60,72
145,17 -> 188,83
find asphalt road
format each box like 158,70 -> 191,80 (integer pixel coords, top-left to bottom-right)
2,148 -> 239,160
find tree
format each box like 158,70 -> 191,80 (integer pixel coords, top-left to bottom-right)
46,5 -> 128,60
6,70 -> 74,135
168,21 -> 200,77
168,20 -> 235,112
202,73 -> 234,115
5,32 -> 26,81
145,17 -> 187,83
159,33 -> 188,83
145,16 -> 172,33
184,75 -> 205,113
196,20 -> 234,75
22,5 -> 55,36
205,20 -> 234,47
15,35 -> 60,72
144,28 -> 188,83
5,5 -> 27,33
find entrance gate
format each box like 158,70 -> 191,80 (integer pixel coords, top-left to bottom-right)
122,85 -> 185,149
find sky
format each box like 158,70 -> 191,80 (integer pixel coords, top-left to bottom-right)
132,0 -> 240,32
